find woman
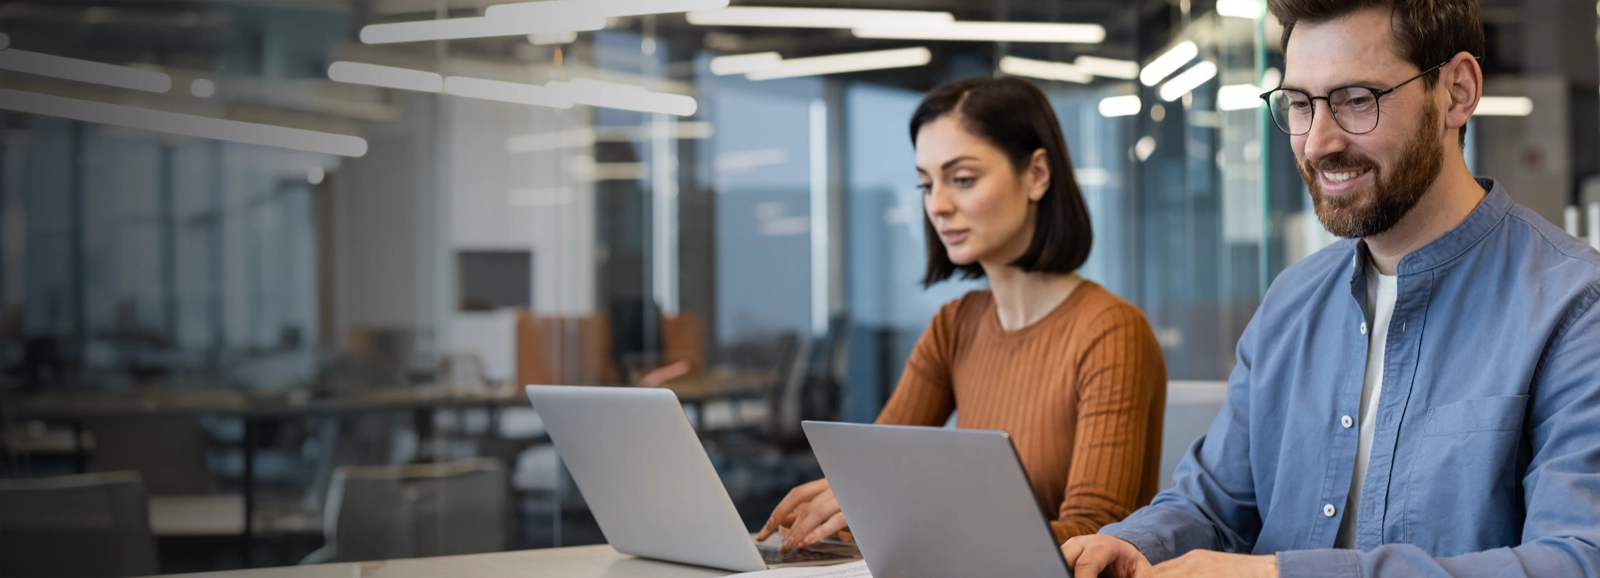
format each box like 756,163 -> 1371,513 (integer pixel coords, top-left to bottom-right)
758,76 -> 1167,552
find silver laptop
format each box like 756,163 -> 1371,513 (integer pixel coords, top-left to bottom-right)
802,421 -> 1075,578
524,385 -> 860,572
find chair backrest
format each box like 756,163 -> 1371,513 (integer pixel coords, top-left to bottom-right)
515,311 -> 619,385
660,311 -> 707,380
0,471 -> 159,578
87,416 -> 214,496
766,333 -> 812,444
319,458 -> 507,562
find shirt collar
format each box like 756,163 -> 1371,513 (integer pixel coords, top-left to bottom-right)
1351,177 -> 1510,276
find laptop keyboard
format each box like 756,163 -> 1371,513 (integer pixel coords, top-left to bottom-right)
757,544 -> 855,565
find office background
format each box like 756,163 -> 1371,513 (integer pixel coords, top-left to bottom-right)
0,0 -> 1597,574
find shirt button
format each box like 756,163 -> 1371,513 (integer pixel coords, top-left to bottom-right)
1324,504 -> 1337,517
1341,415 -> 1354,428
1360,322 -> 1368,335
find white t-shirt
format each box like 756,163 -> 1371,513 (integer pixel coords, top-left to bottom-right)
1335,262 -> 1398,549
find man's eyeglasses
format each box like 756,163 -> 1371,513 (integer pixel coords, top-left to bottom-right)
1259,59 -> 1457,136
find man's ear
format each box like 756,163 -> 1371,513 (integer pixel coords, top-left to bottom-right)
1441,51 -> 1482,140
1027,148 -> 1050,202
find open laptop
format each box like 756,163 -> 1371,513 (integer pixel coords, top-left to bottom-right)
524,385 -> 860,572
802,421 -> 1076,578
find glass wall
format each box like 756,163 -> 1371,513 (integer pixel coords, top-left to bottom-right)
0,0 -> 1592,573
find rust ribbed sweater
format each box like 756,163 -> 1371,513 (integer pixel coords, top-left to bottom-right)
876,281 -> 1167,543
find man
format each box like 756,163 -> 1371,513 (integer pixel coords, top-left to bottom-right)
1062,0 -> 1600,577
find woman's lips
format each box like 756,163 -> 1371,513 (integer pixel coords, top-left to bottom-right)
939,229 -> 969,244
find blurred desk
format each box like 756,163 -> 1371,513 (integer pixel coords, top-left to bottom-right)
171,545 -> 730,578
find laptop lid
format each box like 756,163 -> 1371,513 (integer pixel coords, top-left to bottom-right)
801,421 -> 1074,578
525,385 -> 767,572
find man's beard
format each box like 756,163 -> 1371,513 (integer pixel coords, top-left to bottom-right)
1299,104 -> 1444,239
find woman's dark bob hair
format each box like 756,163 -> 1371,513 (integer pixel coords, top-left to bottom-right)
910,76 -> 1093,287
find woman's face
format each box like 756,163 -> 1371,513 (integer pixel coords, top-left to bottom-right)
916,114 -> 1049,269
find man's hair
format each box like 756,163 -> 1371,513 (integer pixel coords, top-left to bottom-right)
909,76 -> 1093,287
1268,0 -> 1485,147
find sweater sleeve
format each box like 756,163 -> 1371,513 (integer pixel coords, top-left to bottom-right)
875,295 -> 967,427
1050,303 -> 1167,542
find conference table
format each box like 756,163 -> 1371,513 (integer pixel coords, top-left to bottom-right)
3,371 -> 776,566
171,545 -> 735,578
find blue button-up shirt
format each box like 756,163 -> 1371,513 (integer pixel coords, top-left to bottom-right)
1102,179 -> 1600,577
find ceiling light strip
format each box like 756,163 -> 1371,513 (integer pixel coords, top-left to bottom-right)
0,89 -> 367,156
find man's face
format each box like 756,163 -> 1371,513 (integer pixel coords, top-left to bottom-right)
1284,7 -> 1446,239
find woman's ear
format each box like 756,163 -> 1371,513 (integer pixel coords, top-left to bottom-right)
1027,148 -> 1050,202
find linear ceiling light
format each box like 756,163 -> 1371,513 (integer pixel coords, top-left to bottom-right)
710,52 -> 782,76
444,76 -> 574,108
1158,61 -> 1217,102
687,7 -> 953,28
854,21 -> 1105,43
0,49 -> 171,93
0,89 -> 367,156
360,5 -> 604,44
1217,0 -> 1265,19
506,121 -> 715,153
745,47 -> 931,81
489,0 -> 728,18
1074,55 -> 1139,79
1218,84 -> 1263,111
1098,95 -> 1142,117
998,56 -> 1091,83
1474,96 -> 1534,116
328,61 -> 443,92
548,78 -> 697,116
1141,41 -> 1198,86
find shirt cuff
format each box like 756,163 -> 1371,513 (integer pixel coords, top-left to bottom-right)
1099,527 -> 1170,564
1277,549 -> 1360,578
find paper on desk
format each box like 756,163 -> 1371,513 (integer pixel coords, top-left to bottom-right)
725,560 -> 871,578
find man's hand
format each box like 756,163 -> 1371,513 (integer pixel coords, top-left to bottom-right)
1061,535 -> 1151,578
1143,550 -> 1278,578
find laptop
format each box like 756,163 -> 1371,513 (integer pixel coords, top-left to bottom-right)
802,421 -> 1076,578
524,385 -> 860,572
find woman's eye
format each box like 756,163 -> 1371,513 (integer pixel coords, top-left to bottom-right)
917,183 -> 932,194
951,176 -> 975,187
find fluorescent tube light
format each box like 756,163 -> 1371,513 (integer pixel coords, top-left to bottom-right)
1217,0 -> 1264,19
1474,96 -> 1533,116
360,7 -> 604,44
0,89 -> 367,157
1098,95 -> 1142,117
1158,61 -> 1217,101
444,76 -> 573,108
998,56 -> 1091,83
548,78 -> 697,116
1218,84 -> 1263,111
507,187 -> 575,206
506,128 -> 597,153
489,0 -> 728,18
1074,55 -> 1139,79
505,121 -> 713,153
687,7 -> 953,28
745,47 -> 931,81
854,21 -> 1105,43
710,52 -> 782,76
0,49 -> 171,93
528,31 -> 578,45
329,61 -> 444,93
1141,41 -> 1198,86
190,79 -> 216,98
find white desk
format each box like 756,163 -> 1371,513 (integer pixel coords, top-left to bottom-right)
170,546 -> 734,578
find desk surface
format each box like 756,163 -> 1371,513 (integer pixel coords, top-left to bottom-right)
8,372 -> 775,420
173,546 -> 734,578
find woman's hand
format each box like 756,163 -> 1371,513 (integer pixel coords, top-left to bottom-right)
756,479 -> 850,552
